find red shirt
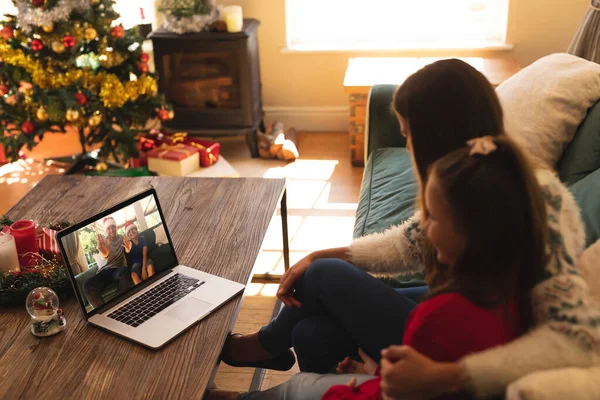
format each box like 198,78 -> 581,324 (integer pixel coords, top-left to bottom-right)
323,292 -> 520,400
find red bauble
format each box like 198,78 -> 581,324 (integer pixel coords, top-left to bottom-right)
75,92 -> 87,105
0,84 -> 8,96
111,26 -> 124,39
0,26 -> 13,40
21,121 -> 35,135
63,35 -> 76,48
31,0 -> 45,7
31,39 -> 43,52
137,62 -> 148,73
157,109 -> 169,121
140,53 -> 149,63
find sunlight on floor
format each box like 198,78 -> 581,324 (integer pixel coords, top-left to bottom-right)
250,155 -> 359,293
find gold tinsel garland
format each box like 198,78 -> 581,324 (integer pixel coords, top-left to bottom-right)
0,44 -> 158,109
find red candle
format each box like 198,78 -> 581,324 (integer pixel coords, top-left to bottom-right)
10,220 -> 39,267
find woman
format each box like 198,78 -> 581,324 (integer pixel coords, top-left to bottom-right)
222,59 -> 600,398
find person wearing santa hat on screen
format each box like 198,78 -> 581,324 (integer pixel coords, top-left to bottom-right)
123,221 -> 155,285
82,216 -> 129,309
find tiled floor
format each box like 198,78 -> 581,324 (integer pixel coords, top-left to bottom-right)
0,131 -> 364,394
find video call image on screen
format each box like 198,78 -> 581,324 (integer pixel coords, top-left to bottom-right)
61,195 -> 176,312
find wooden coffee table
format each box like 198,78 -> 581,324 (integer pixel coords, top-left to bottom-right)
0,175 -> 289,399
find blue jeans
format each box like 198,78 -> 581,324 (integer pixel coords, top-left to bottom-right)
258,258 -> 428,373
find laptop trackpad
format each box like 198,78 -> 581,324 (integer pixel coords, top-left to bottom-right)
166,298 -> 212,322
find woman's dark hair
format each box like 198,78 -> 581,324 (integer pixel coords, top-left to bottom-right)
393,59 -> 505,202
426,136 -> 547,333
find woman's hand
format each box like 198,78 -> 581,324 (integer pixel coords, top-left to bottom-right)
379,346 -> 466,400
277,247 -> 351,308
277,253 -> 314,308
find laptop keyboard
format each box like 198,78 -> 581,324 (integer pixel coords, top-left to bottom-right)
107,273 -> 204,328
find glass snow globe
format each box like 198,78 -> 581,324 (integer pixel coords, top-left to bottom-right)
26,287 -> 66,337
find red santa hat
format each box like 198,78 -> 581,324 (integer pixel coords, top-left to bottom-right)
103,217 -> 116,229
125,221 -> 137,235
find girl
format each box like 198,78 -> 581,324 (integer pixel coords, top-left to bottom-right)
320,135 -> 546,400
222,59 -> 598,398
123,221 -> 155,285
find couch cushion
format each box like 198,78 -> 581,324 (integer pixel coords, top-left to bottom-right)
497,53 -> 600,168
354,148 -> 418,238
569,167 -> 600,247
558,100 -> 600,186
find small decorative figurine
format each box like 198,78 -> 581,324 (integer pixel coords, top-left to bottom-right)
25,287 -> 66,337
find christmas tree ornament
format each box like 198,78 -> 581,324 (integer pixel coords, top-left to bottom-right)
31,0 -> 45,7
26,287 -> 66,337
0,84 -> 8,96
41,23 -> 54,33
5,95 -> 17,105
83,27 -> 97,41
167,110 -> 175,120
140,53 -> 149,63
137,62 -> 148,73
36,107 -> 48,121
90,0 -> 100,4
31,39 -> 44,52
51,41 -> 65,53
95,161 -> 108,172
21,121 -> 35,134
63,35 -> 76,48
88,113 -> 102,127
1,26 -> 14,40
65,109 -> 80,122
74,92 -> 87,105
158,109 -> 169,121
110,25 -> 124,39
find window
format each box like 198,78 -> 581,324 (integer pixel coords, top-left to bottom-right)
286,0 -> 510,51
113,0 -> 157,29
0,0 -> 17,16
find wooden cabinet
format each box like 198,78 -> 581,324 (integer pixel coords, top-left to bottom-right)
344,57 -> 522,167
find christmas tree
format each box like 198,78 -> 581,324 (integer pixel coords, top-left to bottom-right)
0,0 -> 174,163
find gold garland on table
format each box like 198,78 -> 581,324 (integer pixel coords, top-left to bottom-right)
0,45 -> 158,109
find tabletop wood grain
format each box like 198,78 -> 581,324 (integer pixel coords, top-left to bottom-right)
0,175 -> 285,400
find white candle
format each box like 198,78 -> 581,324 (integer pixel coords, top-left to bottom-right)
0,233 -> 20,273
222,5 -> 243,33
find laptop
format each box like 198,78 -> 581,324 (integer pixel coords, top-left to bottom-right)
57,188 -> 245,349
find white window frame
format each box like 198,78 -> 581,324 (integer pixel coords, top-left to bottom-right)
285,0 -> 512,53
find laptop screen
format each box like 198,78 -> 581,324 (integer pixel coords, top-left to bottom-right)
59,192 -> 177,314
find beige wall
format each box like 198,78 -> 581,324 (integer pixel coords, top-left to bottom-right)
217,0 -> 590,111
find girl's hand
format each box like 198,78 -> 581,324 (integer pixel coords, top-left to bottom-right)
277,254 -> 315,308
337,357 -> 365,375
122,236 -> 132,252
379,346 -> 465,400
337,348 -> 378,375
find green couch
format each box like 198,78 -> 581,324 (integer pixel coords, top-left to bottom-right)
354,84 -> 600,281
75,227 -> 176,310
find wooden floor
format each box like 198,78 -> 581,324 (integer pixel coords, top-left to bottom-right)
0,131 -> 364,394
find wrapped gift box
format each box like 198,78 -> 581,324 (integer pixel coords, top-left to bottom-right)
36,226 -> 60,255
185,139 -> 220,167
147,143 -> 200,176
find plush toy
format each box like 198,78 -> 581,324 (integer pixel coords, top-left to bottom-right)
257,121 -> 299,162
